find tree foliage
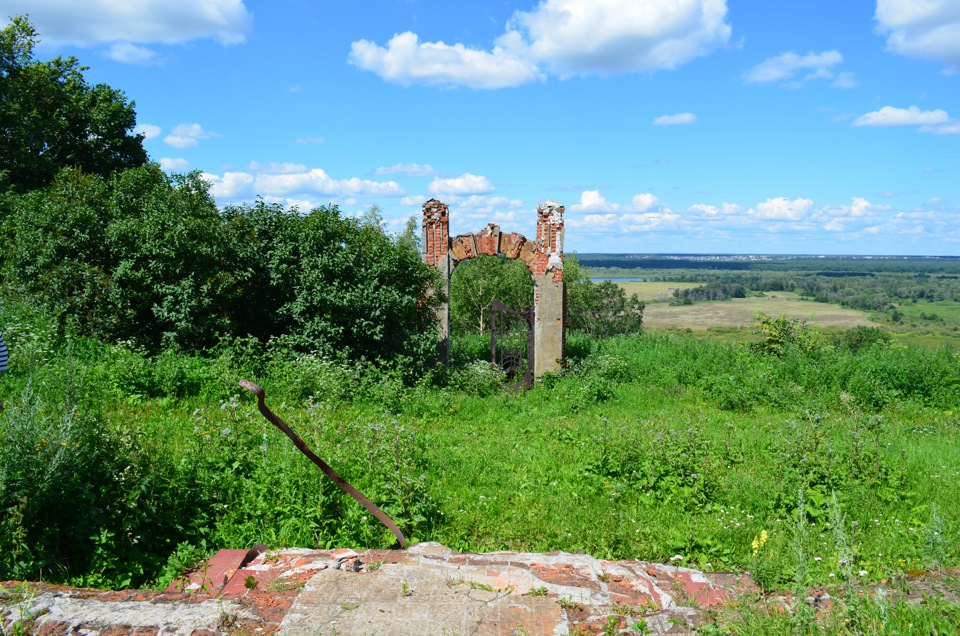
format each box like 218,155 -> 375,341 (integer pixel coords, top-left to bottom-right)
751,312 -> 821,357
447,253 -> 644,338
450,256 -> 533,336
2,166 -> 441,362
0,16 -> 147,192
565,255 -> 645,337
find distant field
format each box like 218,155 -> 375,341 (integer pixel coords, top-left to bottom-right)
615,281 -> 697,301
633,289 -> 877,331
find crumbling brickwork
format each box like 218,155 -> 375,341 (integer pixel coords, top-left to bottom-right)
422,199 -> 565,377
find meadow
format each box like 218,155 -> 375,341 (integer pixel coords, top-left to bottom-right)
2,295 -> 958,597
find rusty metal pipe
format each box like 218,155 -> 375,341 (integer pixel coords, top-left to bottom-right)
239,379 -> 407,548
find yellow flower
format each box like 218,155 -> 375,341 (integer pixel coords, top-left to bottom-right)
752,530 -> 769,557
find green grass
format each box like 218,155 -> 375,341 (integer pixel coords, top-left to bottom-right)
2,297 -> 959,626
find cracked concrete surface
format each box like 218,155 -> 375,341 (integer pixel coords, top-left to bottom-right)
3,543 -> 750,635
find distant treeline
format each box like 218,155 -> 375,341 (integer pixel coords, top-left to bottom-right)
578,254 -> 960,275
579,254 -> 960,314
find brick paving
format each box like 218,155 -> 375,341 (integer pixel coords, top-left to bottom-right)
3,542 -> 755,635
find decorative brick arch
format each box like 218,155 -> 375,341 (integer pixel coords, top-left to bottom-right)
422,198 -> 565,377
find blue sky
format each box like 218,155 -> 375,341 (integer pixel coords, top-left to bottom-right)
3,0 -> 959,255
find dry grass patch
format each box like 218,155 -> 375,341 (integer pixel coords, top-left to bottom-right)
643,295 -> 878,331
613,281 -> 698,301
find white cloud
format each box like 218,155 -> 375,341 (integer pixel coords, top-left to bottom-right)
454,195 -> 526,222
106,42 -> 159,65
400,195 -> 426,206
851,197 -> 872,217
510,0 -> 732,76
743,50 -> 844,85
571,190 -> 621,212
619,210 -> 680,231
349,0 -> 732,88
348,31 -> 541,89
375,163 -> 437,177
751,197 -> 814,221
632,193 -> 660,211
294,136 -> 326,145
257,169 -> 404,197
687,202 -> 741,217
653,113 -> 696,126
0,0 -> 252,47
159,157 -> 189,171
919,122 -> 960,135
134,124 -> 162,140
874,0 -> 960,72
164,123 -> 221,149
202,167 -> 405,201
246,161 -> 308,174
202,171 -> 255,199
428,173 -> 495,196
852,105 -> 950,127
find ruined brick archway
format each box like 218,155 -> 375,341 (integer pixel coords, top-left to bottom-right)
422,198 -> 565,377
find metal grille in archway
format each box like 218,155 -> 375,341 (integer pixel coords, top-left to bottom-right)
489,299 -> 534,391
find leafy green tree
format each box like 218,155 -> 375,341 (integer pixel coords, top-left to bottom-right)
565,254 -> 645,337
2,167 -> 116,332
450,256 -> 533,335
4,165 -> 236,350
105,165 -> 238,351
751,312 -> 821,356
266,205 -> 442,362
0,16 -> 147,192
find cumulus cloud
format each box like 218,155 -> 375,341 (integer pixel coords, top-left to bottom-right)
159,157 -> 189,171
742,50 -> 851,87
428,173 -> 495,196
201,166 -> 404,201
874,0 -> 960,72
134,124 -> 162,140
0,0 -> 252,47
510,0 -> 732,76
653,112 -> 696,126
349,0 -> 732,88
257,169 -> 404,197
348,31 -> 541,89
852,105 -> 950,127
202,171 -> 255,199
454,195 -> 526,222
375,163 -> 437,177
164,123 -> 221,149
619,210 -> 681,231
687,202 -> 741,217
750,197 -> 814,221
632,193 -> 660,211
571,190 -> 621,212
106,42 -> 160,65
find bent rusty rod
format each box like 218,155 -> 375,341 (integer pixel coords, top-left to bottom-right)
239,379 -> 407,548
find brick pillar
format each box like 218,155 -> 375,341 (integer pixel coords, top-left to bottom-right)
532,200 -> 565,376
422,199 -> 451,363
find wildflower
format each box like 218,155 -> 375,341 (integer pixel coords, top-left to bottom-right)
814,556 -> 822,562
752,530 -> 769,557
670,555 -> 683,562
858,570 -> 868,577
